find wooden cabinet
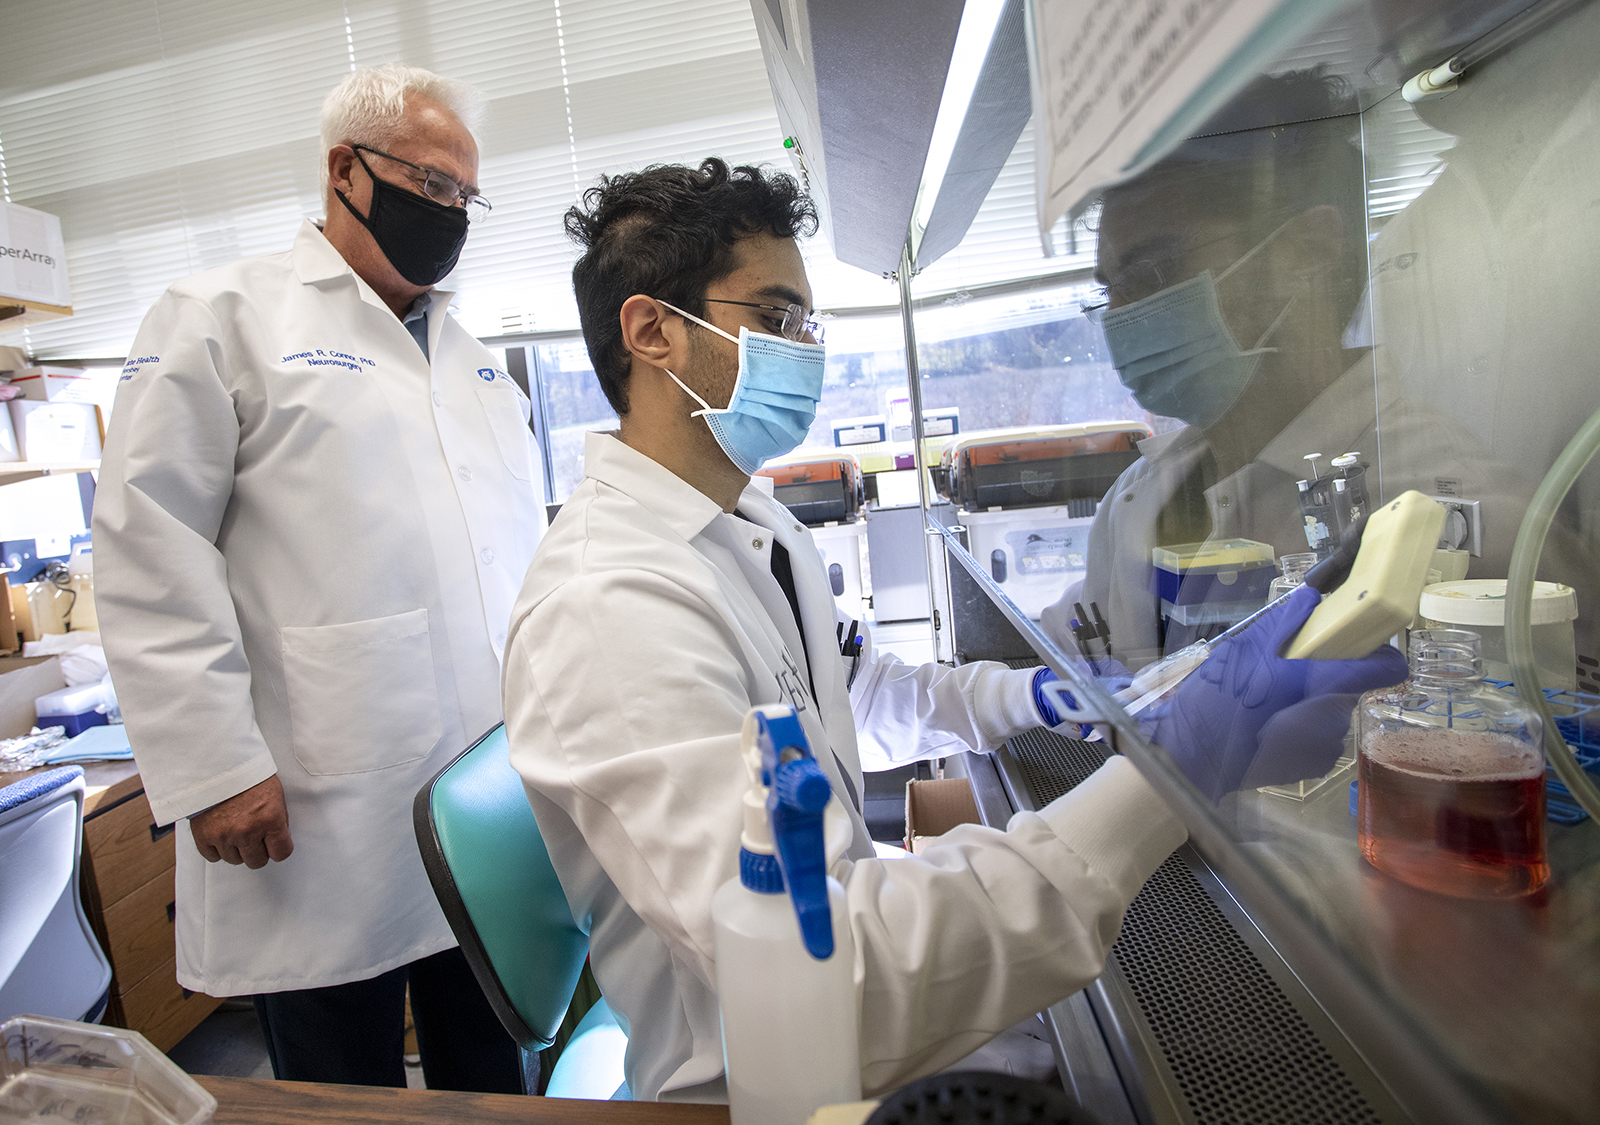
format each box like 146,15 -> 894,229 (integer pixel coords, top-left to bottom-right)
72,764 -> 222,1051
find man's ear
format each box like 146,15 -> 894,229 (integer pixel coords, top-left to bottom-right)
327,145 -> 358,198
619,295 -> 680,371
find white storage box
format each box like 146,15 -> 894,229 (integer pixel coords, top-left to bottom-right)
9,365 -> 100,403
0,406 -> 19,463
35,679 -> 115,737
810,519 -> 871,623
7,399 -> 101,462
961,505 -> 1095,619
832,415 -> 886,447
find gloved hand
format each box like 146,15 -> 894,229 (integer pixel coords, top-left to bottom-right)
1032,664 -> 1134,737
1151,584 -> 1408,800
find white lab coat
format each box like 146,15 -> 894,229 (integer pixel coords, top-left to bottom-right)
503,432 -> 1184,1102
93,220 -> 545,996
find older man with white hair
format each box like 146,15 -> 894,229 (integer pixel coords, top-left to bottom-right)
93,65 -> 542,1090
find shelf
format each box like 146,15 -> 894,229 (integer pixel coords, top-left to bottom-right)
0,460 -> 99,484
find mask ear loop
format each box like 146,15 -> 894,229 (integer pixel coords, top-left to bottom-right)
662,367 -> 716,418
1214,214 -> 1304,355
657,299 -> 745,418
656,299 -> 742,419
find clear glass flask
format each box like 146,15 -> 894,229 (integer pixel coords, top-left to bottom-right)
1356,629 -> 1548,898
1268,551 -> 1318,601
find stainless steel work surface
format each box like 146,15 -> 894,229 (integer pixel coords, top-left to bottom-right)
975,731 -> 1409,1125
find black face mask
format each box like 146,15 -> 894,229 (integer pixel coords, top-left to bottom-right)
335,150 -> 470,287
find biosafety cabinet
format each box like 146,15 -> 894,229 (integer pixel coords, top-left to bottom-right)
752,0 -> 1600,1121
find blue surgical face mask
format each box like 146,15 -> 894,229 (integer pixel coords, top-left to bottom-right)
658,300 -> 826,475
1093,223 -> 1297,430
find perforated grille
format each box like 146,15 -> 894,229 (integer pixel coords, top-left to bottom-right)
1006,728 -> 1384,1124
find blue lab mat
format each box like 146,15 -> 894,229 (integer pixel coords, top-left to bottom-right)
44,725 -> 133,764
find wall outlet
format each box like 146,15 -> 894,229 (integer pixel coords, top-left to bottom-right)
1428,496 -> 1482,557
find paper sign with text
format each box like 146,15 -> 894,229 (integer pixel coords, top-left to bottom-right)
1027,0 -> 1347,243
0,201 -> 71,308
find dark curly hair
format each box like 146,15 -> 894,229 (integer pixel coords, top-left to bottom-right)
564,157 -> 820,415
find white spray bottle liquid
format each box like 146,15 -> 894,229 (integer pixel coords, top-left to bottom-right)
712,704 -> 861,1125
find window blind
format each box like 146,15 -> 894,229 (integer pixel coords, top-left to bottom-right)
0,0 -> 873,356
1,0 -> 1095,359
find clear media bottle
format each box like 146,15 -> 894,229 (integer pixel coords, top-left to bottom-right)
1356,629 -> 1548,898
712,705 -> 860,1125
1268,551 -> 1318,602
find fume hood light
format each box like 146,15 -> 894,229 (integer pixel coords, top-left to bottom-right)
912,0 -> 1008,239
1402,59 -> 1461,102
783,135 -> 812,193
1403,0 -> 1586,103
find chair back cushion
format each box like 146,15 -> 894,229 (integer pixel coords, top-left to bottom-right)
414,725 -> 588,1049
0,767 -> 113,1022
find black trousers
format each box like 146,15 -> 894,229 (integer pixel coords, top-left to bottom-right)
253,946 -> 522,1092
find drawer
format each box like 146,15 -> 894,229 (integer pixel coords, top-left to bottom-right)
83,790 -> 175,907
115,954 -> 221,1054
100,866 -> 177,994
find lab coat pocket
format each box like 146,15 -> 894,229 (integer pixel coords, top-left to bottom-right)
281,608 -> 443,776
474,377 -> 535,481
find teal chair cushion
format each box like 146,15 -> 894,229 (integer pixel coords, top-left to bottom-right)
413,724 -> 590,1050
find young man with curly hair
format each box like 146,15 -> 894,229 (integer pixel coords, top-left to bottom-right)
500,157 -> 1189,1103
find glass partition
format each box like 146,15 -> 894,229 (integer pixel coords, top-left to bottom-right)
531,338 -> 618,502
916,6 -> 1600,1120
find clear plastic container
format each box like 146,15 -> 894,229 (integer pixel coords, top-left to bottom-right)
1417,579 -> 1578,690
0,1015 -> 215,1124
1356,629 -> 1548,899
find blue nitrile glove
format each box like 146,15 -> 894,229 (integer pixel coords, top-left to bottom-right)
1032,664 -> 1133,737
1151,584 -> 1408,800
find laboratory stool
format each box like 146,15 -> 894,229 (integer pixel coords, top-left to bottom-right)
414,723 -> 628,1099
0,766 -> 114,1024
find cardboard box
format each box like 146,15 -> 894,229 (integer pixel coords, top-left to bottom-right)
9,584 -> 35,643
9,365 -> 100,403
904,777 -> 982,854
0,577 -> 16,654
0,655 -> 65,738
7,399 -> 101,462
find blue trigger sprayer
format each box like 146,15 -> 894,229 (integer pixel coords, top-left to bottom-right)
711,704 -> 862,1125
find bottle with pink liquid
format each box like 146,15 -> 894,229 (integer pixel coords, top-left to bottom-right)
1356,628 -> 1548,898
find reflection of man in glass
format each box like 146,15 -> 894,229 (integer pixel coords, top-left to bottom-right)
1044,66 -> 1586,673
1042,69 -> 1371,668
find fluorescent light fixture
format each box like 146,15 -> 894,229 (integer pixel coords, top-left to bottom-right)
912,0 -> 1007,241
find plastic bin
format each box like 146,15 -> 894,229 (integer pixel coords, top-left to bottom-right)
35,681 -> 114,737
1151,539 -> 1277,606
1484,679 -> 1600,825
960,505 -> 1094,620
809,519 -> 871,623
0,1015 -> 215,1124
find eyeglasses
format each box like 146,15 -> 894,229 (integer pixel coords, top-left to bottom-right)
703,298 -> 825,343
1084,258 -> 1175,312
353,145 -> 492,223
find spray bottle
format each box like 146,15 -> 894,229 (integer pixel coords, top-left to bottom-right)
711,704 -> 861,1125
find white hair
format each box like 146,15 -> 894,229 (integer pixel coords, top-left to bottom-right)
319,64 -> 486,198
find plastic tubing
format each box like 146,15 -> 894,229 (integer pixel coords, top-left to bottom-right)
1506,403 -> 1600,821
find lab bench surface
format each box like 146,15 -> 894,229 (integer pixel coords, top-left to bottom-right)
195,1075 -> 733,1124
